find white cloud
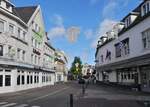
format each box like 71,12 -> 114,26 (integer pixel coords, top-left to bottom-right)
51,14 -> 63,26
102,1 -> 117,18
84,29 -> 93,40
48,26 -> 66,39
91,19 -> 118,48
48,14 -> 81,43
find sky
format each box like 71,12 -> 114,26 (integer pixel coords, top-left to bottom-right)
11,0 -> 141,68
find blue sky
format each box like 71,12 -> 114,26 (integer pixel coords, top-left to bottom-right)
12,0 -> 141,67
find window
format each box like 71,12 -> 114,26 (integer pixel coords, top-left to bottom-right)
0,20 -> 4,33
23,31 -> 26,41
32,37 -> 34,47
101,55 -> 103,63
5,75 -> 11,86
115,43 -> 121,58
37,76 -> 39,83
35,39 -> 37,48
30,75 -> 33,84
6,3 -> 10,10
22,51 -> 25,61
8,46 -> 12,54
142,3 -> 150,16
35,55 -> 37,64
0,75 -> 3,87
143,5 -> 147,15
18,28 -> 21,38
34,76 -> 36,83
38,57 -> 40,65
9,24 -> 14,34
115,38 -> 129,58
17,49 -> 21,59
142,29 -> 150,49
31,54 -> 34,63
22,75 -> 24,85
27,75 -> 29,84
0,45 -> 3,56
17,75 -> 20,85
5,69 -> 11,72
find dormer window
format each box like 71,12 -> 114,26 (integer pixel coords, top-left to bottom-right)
142,1 -> 150,16
125,16 -> 131,28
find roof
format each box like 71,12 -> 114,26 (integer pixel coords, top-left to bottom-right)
95,0 -> 150,57
45,42 -> 55,51
13,6 -> 37,23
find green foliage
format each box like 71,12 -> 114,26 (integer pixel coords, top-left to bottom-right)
70,57 -> 83,77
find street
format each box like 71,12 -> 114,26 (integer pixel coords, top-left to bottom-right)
0,82 -> 150,107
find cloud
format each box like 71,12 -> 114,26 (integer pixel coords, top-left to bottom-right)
48,14 -> 81,43
51,14 -> 63,26
91,19 -> 118,48
102,1 -> 117,18
84,29 -> 93,40
66,26 -> 81,43
48,26 -> 66,39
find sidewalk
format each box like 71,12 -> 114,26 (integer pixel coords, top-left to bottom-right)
73,84 -> 150,107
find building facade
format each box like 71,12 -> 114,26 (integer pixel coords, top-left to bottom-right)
82,63 -> 94,76
95,0 -> 150,92
0,0 -> 56,93
54,50 -> 68,83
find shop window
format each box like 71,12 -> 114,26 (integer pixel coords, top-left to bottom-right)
30,76 -> 33,84
0,69 -> 3,72
37,76 -> 39,83
22,75 -> 24,85
128,73 -> 131,79
131,74 -> 134,79
0,45 -> 3,56
17,75 -> 20,85
124,74 -> 127,80
46,76 -> 48,82
27,75 -> 29,84
0,75 -> 3,87
49,76 -> 51,82
5,75 -> 11,86
5,69 -> 11,72
34,76 -> 36,83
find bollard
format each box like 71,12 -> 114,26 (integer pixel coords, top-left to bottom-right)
70,94 -> 73,107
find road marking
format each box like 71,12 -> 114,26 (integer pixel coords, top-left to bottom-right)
0,103 -> 16,107
0,102 -> 8,105
14,104 -> 28,107
28,87 -> 69,102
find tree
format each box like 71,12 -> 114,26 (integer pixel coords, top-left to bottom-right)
70,57 -> 83,79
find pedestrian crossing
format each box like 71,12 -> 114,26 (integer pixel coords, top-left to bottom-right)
0,102 -> 40,107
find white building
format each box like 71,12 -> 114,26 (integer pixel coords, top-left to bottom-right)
95,0 -> 150,92
54,50 -> 68,83
0,0 -> 56,93
82,63 -> 94,76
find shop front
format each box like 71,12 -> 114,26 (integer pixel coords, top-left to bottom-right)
140,65 -> 150,92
